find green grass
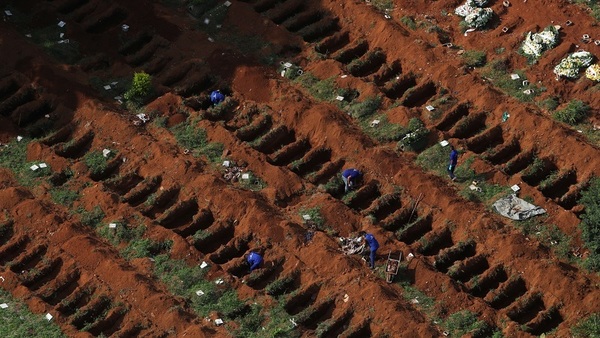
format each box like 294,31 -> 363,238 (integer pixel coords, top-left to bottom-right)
571,313 -> 600,338
481,59 -> 542,102
0,288 -> 65,337
171,119 -> 224,163
512,216 -> 574,262
462,50 -> 487,68
97,222 -> 146,246
359,114 -> 408,142
443,310 -> 489,337
553,100 -> 590,125
294,73 -> 337,102
344,96 -> 382,119
75,206 -> 105,228
83,150 -> 112,176
237,171 -> 267,191
371,0 -> 394,12
0,138 -> 52,187
400,16 -> 417,30
298,207 -> 325,230
416,144 -> 456,177
49,187 -> 79,207
121,238 -> 172,260
579,177 -> 600,272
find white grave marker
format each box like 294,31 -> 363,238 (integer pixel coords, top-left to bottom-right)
195,290 -> 205,296
4,10 -> 13,16
57,21 -> 66,27
215,318 -> 224,326
241,173 -> 250,180
439,140 -> 449,147
510,73 -> 520,80
222,160 -> 230,167
0,303 -> 8,309
45,313 -> 53,321
335,95 -> 344,101
17,136 -> 23,142
511,184 -> 520,192
302,214 -> 311,220
108,223 -> 117,229
30,164 -> 39,171
39,163 -> 47,168
425,105 -> 435,111
102,149 -> 111,157
200,261 -> 208,269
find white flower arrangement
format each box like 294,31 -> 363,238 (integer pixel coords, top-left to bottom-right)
521,26 -> 559,59
553,51 -> 595,79
465,8 -> 493,29
586,64 -> 600,81
455,0 -> 489,17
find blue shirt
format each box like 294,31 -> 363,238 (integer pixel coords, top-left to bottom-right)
342,168 -> 361,179
364,234 -> 379,251
450,150 -> 458,166
210,90 -> 225,104
247,252 -> 263,271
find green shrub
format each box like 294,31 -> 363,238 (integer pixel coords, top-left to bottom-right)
462,50 -> 487,68
538,96 -> 560,111
553,100 -> 590,125
400,16 -> 417,30
571,313 -> 600,338
77,206 -> 105,227
579,178 -> 600,271
124,71 -> 152,104
299,207 -> 325,230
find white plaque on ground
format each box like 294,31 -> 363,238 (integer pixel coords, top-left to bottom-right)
45,313 -> 53,321
108,223 -> 117,228
241,173 -> 250,180
511,184 -> 520,192
0,303 -> 8,309
302,214 -> 311,220
200,261 -> 208,269
439,140 -> 449,147
195,290 -> 205,296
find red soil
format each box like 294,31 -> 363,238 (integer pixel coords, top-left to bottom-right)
0,0 -> 599,337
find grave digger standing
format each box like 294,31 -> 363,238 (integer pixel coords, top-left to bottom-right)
359,231 -> 379,269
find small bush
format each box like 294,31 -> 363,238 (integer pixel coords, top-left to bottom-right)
400,16 -> 417,30
77,206 -> 105,227
444,310 -> 488,337
124,71 -> 153,104
462,50 -> 487,68
579,178 -> 600,272
83,150 -> 110,176
553,100 -> 590,125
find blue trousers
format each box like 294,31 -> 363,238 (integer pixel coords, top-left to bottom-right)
370,248 -> 377,268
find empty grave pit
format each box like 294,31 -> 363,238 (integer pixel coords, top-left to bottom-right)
57,0 -> 90,14
539,170 -> 577,199
245,257 -> 284,289
235,114 -> 273,142
265,270 -> 300,297
209,235 -> 251,264
0,77 -> 20,102
56,284 -> 97,316
125,36 -> 168,67
401,81 -> 437,108
525,306 -> 563,336
174,208 -> 215,238
467,264 -> 507,298
433,239 -> 476,273
122,175 -> 162,206
380,207 -> 413,232
40,124 -> 74,146
140,185 -> 181,218
396,214 -> 433,244
557,188 -> 581,210
253,125 -> 295,154
89,154 -> 123,181
0,86 -> 35,116
294,298 -> 336,329
192,222 -> 235,254
487,276 -> 528,309
0,220 -> 14,247
38,269 -> 81,305
83,6 -> 128,34
506,292 -> 545,324
315,31 -> 350,55
143,54 -> 171,75
308,158 -> 345,185
289,147 -> 331,177
103,172 -> 143,195
503,149 -> 535,175
435,102 -> 470,131
21,258 -> 63,290
382,74 -> 417,100
157,199 -> 199,229
119,31 -> 153,56
449,112 -> 487,139
70,295 -> 112,330
284,283 -> 320,315
372,60 -> 402,86
365,193 -> 401,221
446,254 -> 489,283
466,125 -> 504,154
521,158 -> 558,187
0,236 -> 30,266
266,0 -> 304,24
159,61 -> 194,87
174,73 -> 215,98
9,244 -> 47,273
299,17 -> 339,43
253,0 -> 285,13
339,320 -> 371,338
268,138 -> 310,166
484,138 -> 521,165
184,93 -> 213,111
283,10 -> 324,33
86,305 -> 127,337
333,40 -> 369,64
348,49 -> 387,78
345,182 -> 381,211
54,130 -> 94,159
317,310 -> 353,338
